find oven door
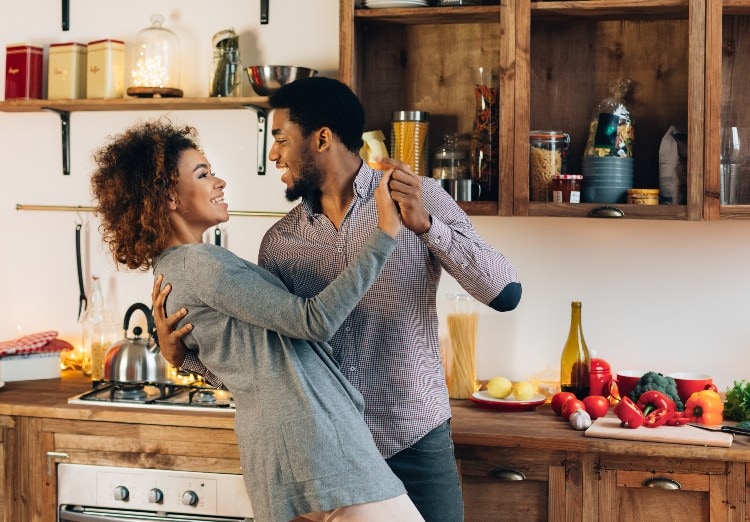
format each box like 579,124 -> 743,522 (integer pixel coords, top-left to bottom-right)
57,463 -> 254,522
59,506 -> 249,521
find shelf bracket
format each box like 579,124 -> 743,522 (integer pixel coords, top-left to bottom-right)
62,0 -> 69,30
245,105 -> 267,175
42,107 -> 71,175
260,0 -> 269,24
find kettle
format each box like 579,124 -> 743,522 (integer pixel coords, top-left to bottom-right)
103,303 -> 172,384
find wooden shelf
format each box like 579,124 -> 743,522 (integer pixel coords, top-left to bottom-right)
456,201 -> 499,216
531,0 -> 689,21
724,0 -> 750,16
0,96 -> 270,113
353,5 -> 500,24
527,202 -> 688,220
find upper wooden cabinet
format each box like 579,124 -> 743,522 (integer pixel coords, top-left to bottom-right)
340,0 -> 719,220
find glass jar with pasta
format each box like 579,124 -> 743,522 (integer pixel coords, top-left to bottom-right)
529,131 -> 569,202
445,293 -> 480,399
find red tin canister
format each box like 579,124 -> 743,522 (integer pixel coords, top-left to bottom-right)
5,43 -> 43,99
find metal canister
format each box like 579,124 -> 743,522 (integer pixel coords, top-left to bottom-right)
48,42 -> 87,99
529,130 -> 569,202
86,39 -> 125,99
391,111 -> 429,176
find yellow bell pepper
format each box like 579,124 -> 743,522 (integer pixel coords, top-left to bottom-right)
684,392 -> 724,426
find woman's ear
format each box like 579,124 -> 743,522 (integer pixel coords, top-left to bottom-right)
167,192 -> 178,211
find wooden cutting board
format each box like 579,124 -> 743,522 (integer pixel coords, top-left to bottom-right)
585,416 -> 733,447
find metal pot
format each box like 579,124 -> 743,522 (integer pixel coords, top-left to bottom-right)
103,303 -> 171,384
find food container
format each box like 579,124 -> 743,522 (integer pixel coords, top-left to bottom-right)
86,39 -> 125,99
530,130 -> 569,201
391,110 -> 429,176
627,188 -> 659,205
551,174 -> 582,203
48,42 -> 87,99
5,43 -> 43,100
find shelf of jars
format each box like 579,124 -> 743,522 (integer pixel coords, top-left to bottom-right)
0,97 -> 270,113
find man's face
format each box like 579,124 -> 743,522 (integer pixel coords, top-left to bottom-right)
269,109 -> 324,202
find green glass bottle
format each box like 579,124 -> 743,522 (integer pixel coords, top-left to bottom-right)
560,301 -> 591,400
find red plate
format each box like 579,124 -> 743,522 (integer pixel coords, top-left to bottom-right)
468,391 -> 546,412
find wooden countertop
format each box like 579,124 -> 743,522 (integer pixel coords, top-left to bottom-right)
2,372 -> 749,461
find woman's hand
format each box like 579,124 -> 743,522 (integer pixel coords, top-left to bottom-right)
152,274 -> 191,367
374,168 -> 401,238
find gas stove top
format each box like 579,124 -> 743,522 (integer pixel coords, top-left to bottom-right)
68,380 -> 235,413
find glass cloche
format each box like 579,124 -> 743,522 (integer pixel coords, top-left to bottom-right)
127,14 -> 182,97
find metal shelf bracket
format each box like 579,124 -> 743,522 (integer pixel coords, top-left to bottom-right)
245,105 -> 267,175
42,107 -> 71,175
62,0 -> 69,30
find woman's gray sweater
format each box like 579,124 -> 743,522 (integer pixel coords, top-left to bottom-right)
152,229 -> 405,522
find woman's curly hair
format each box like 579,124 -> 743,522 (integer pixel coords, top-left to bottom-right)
91,119 -> 199,271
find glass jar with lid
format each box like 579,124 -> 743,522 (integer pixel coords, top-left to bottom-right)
432,134 -> 468,180
209,29 -> 241,97
529,130 -> 569,202
127,14 -> 182,97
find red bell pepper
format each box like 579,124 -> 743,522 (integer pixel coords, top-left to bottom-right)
665,411 -> 690,426
614,396 -> 645,429
643,407 -> 670,428
635,390 -> 676,417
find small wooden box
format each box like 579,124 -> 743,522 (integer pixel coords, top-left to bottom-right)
5,43 -> 43,99
48,42 -> 87,99
86,39 -> 124,99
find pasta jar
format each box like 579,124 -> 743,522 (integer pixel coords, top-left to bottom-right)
627,188 -> 659,205
551,174 -> 582,203
530,131 -> 569,201
391,111 -> 429,176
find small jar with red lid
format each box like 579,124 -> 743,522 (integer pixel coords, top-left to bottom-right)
589,357 -> 612,397
551,174 -> 582,203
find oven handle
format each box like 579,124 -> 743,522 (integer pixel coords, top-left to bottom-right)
59,507 -> 252,521
46,451 -> 69,476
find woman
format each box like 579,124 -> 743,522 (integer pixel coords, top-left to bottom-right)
90,119 -> 423,522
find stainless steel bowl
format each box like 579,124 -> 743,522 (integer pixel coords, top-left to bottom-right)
245,65 -> 317,96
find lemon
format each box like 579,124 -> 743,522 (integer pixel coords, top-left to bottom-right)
486,376 -> 513,399
512,381 -> 536,401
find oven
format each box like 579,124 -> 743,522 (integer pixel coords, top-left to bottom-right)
58,463 -> 254,521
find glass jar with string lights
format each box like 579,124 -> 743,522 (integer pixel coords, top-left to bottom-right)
127,14 -> 182,98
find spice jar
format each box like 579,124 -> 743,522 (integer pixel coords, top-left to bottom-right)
209,29 -> 241,97
627,188 -> 659,205
551,174 -> 582,203
530,131 -> 569,201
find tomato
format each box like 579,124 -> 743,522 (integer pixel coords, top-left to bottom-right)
551,392 -> 576,416
582,395 -> 610,420
562,399 -> 586,420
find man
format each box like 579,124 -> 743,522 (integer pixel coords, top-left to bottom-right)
154,77 -> 521,521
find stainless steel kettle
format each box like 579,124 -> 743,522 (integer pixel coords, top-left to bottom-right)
103,303 -> 172,384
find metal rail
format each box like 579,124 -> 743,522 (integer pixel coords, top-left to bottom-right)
16,204 -> 286,218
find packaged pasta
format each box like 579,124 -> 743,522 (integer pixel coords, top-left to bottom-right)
530,131 -> 569,201
584,78 -> 635,158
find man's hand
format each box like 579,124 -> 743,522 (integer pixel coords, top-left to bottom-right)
152,274 -> 191,368
375,156 -> 431,235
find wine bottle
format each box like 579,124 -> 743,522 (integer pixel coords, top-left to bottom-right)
560,301 -> 591,400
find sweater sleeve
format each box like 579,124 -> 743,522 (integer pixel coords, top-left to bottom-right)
187,228 -> 396,342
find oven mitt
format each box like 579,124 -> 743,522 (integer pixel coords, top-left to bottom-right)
0,330 -> 59,357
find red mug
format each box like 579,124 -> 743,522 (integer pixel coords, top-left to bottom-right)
612,370 -> 647,401
667,372 -> 716,403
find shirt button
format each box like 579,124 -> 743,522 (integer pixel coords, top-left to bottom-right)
345,326 -> 351,332
338,248 -> 343,253
350,366 -> 356,372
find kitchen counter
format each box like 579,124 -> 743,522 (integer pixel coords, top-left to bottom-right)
2,371 -> 749,461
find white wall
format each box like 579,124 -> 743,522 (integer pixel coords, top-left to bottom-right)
2,0 -> 748,392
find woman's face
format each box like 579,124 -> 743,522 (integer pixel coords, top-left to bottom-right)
172,148 -> 229,237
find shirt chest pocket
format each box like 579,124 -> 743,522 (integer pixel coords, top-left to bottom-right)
279,413 -> 350,484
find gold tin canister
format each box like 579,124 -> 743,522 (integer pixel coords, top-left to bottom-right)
86,39 -> 124,99
48,42 -> 87,99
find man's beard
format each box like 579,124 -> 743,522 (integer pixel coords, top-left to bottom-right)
285,153 -> 324,203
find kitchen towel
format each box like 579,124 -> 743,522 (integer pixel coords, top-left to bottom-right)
0,331 -> 72,357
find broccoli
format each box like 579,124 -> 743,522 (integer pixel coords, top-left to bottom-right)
628,371 -> 684,412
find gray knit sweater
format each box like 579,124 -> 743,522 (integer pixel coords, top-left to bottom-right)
152,229 -> 404,522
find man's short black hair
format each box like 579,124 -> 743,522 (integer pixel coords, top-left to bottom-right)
269,76 -> 365,154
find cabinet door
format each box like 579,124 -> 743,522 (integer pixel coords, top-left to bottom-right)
516,0 -> 705,220
455,445 -> 575,522
596,454 -> 744,521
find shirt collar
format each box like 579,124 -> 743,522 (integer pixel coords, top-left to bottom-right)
300,162 -> 377,219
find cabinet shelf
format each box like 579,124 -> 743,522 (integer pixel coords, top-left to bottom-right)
0,96 -> 270,113
354,5 -> 500,24
531,0 -> 689,21
527,203 -> 687,220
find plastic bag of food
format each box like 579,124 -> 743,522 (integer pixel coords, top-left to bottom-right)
584,78 -> 635,158
658,126 -> 688,205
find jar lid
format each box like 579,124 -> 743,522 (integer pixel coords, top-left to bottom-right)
552,174 -> 583,180
530,130 -> 568,139
627,188 -> 659,195
590,357 -> 611,372
392,110 -> 429,122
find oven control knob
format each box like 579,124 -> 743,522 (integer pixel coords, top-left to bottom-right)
113,486 -> 129,501
181,490 -> 199,506
148,488 -> 164,504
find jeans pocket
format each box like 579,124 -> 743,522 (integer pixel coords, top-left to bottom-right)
409,420 -> 454,455
280,413 -> 348,484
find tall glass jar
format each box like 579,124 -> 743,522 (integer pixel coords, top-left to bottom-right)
209,29 -> 241,97
470,66 -> 499,200
391,110 -> 429,176
127,14 -> 181,96
445,294 -> 479,399
529,130 -> 569,202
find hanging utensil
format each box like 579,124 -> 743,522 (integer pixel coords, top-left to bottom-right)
214,226 -> 222,246
75,222 -> 87,320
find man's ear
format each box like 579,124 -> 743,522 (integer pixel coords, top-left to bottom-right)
315,127 -> 333,152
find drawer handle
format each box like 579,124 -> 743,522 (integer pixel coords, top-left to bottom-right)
642,477 -> 681,490
489,468 -> 526,481
589,206 -> 624,218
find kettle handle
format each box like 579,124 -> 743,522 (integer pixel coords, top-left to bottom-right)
123,302 -> 155,338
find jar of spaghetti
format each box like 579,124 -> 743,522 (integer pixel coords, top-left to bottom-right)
551,174 -> 582,203
627,188 -> 659,205
530,131 -> 569,201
